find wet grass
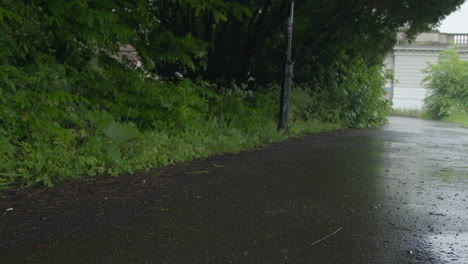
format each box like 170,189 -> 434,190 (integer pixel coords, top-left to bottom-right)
443,111 -> 468,127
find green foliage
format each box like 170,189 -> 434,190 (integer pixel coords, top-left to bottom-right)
0,0 -> 461,187
0,64 -> 346,187
103,122 -> 142,146
390,108 -> 423,118
178,0 -> 463,85
422,47 -> 468,119
300,54 -> 390,128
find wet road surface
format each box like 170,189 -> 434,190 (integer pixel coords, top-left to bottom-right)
2,117 -> 467,263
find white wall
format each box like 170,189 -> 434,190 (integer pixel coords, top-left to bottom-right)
386,46 -> 468,111
392,49 -> 440,110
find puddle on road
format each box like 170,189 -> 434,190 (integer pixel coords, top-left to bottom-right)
426,232 -> 468,264
431,167 -> 468,184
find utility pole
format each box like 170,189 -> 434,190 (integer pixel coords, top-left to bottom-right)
278,0 -> 295,131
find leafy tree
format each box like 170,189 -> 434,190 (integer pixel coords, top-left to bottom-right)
158,0 -> 465,85
423,47 -> 468,118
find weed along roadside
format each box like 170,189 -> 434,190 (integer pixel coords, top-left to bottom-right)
0,83 -> 347,188
0,76 -> 385,188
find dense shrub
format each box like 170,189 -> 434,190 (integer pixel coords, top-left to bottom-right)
422,47 -> 468,119
299,53 -> 390,128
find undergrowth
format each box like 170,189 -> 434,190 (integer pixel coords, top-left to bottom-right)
389,108 -> 423,118
0,1 -> 390,188
0,52 -> 387,188
0,76 -> 343,188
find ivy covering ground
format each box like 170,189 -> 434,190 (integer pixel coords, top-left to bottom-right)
0,0 -> 463,187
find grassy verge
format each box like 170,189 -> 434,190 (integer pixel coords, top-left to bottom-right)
390,108 -> 468,128
443,111 -> 468,127
389,108 -> 423,118
0,120 -> 342,190
120,118 -> 342,181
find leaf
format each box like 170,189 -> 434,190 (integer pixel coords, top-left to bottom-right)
86,110 -> 114,131
40,91 -> 89,106
0,173 -> 25,177
103,122 -> 142,145
0,7 -> 20,22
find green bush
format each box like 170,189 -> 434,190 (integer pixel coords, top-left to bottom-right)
423,47 -> 468,119
300,53 -> 390,128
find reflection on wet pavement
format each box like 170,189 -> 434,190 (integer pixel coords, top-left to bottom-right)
428,232 -> 468,263
377,117 -> 467,264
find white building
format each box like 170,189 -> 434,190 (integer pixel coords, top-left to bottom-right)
385,32 -> 468,110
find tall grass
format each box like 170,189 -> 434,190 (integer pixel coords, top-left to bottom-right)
0,81 -> 343,188
389,108 -> 423,118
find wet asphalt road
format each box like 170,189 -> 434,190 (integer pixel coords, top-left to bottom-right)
3,116 -> 467,264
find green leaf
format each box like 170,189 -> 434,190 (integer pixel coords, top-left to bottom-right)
103,122 -> 142,145
86,110 -> 114,131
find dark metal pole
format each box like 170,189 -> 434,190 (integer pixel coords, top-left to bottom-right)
278,0 -> 295,131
